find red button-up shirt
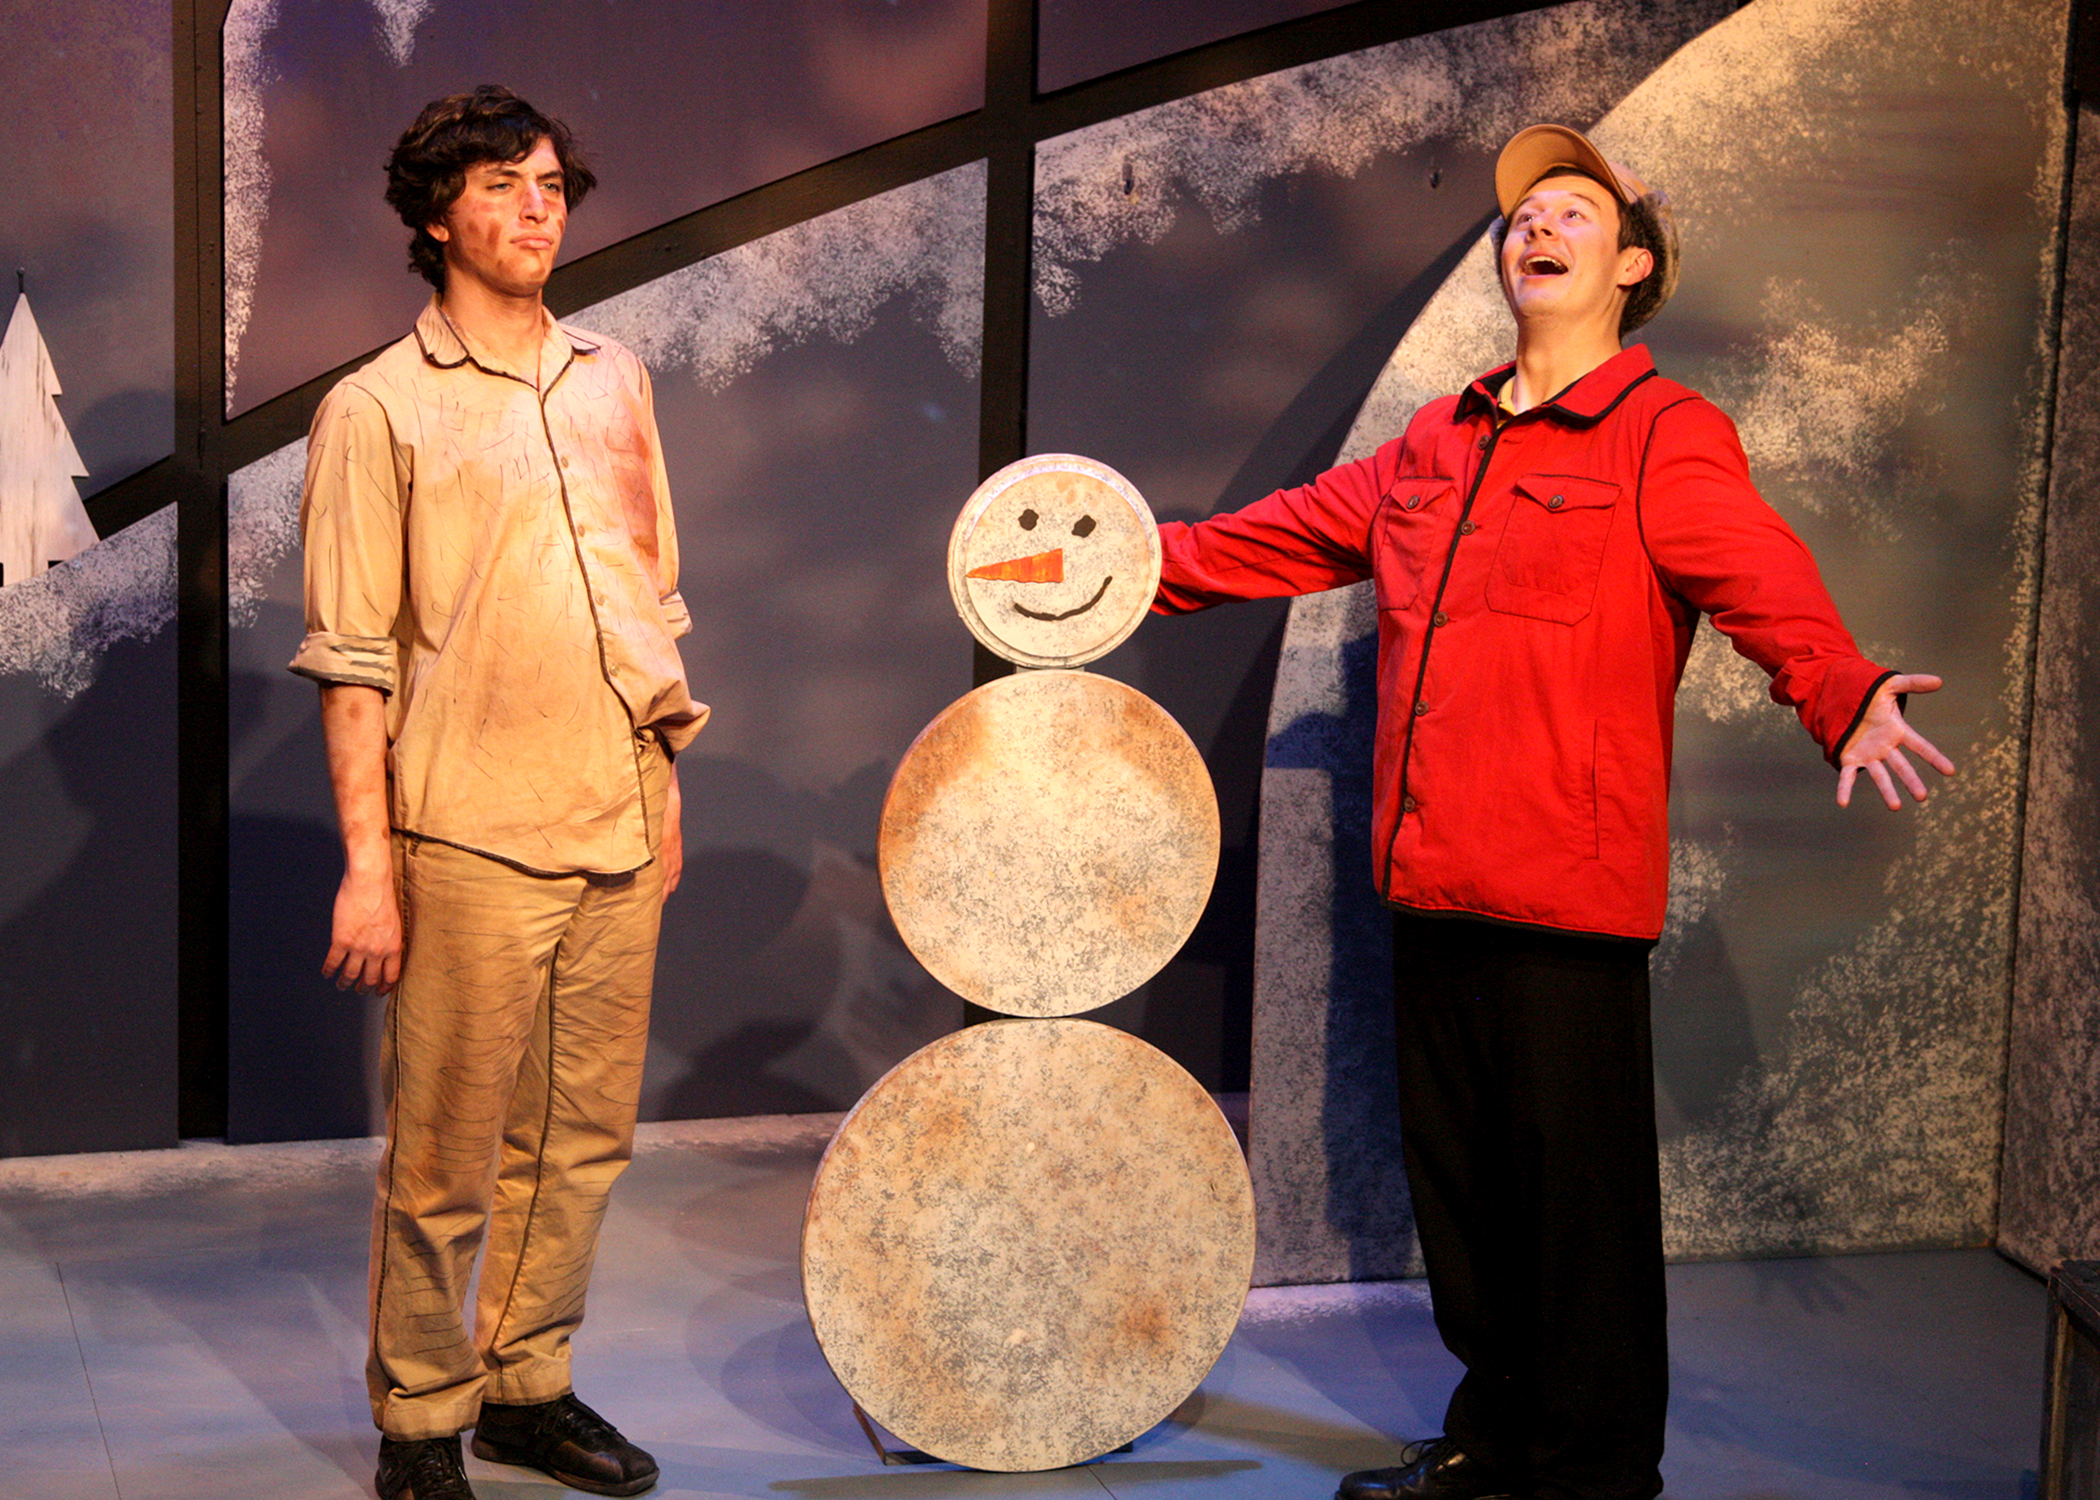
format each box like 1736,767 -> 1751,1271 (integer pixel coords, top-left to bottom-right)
1154,345 -> 1890,941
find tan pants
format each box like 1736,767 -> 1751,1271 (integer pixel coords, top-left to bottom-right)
367,749 -> 667,1439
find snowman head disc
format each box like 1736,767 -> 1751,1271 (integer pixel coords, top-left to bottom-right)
948,455 -> 1160,669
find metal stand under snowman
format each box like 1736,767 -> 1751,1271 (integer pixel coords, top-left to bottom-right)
799,454 -> 1257,1473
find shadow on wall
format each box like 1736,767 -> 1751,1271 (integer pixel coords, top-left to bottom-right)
0,628 -> 178,1156
1094,607 -> 1282,1093
1119,259 -> 1491,1100
1257,613 -> 1788,1271
227,666 -> 374,1144
1267,630 -> 1411,1282
1652,913 -> 1760,1141
647,752 -> 961,1121
1258,621 -> 1771,1267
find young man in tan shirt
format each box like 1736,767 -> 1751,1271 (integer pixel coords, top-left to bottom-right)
293,85 -> 706,1500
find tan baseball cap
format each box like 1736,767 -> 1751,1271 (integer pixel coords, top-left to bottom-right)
1494,123 -> 1678,331
1495,123 -> 1652,216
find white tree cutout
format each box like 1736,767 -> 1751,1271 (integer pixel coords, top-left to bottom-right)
0,291 -> 98,588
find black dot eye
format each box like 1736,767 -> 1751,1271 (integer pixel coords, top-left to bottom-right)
1018,509 -> 1038,530
1071,515 -> 1096,537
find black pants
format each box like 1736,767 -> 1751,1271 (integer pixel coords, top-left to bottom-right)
1390,912 -> 1667,1500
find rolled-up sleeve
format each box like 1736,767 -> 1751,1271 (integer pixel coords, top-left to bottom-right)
289,381 -> 405,693
633,362 -> 693,641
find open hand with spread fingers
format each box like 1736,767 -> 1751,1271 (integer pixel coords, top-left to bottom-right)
1836,673 -> 1955,810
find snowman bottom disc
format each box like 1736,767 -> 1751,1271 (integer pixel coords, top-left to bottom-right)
800,1018 -> 1256,1471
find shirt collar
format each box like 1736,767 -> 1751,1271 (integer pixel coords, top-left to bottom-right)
413,294 -> 598,384
1458,343 -> 1658,427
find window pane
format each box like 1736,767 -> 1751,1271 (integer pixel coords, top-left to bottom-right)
225,0 -> 987,415
0,0 -> 171,495
1038,0 -> 1347,92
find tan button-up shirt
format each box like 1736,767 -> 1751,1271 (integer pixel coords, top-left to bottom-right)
292,297 -> 709,875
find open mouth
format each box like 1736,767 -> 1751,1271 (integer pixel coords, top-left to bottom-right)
1522,254 -> 1568,276
1013,575 -> 1114,621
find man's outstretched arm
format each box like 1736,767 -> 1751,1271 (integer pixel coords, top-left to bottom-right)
1835,672 -> 1956,810
320,683 -> 403,994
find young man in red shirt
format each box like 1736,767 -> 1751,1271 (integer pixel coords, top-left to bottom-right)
1153,124 -> 1952,1500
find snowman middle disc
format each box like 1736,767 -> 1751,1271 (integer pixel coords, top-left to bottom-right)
879,669 -> 1219,1017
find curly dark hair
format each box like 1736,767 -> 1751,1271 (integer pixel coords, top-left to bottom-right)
1612,194 -> 1671,335
1490,168 -> 1671,337
384,85 -> 597,291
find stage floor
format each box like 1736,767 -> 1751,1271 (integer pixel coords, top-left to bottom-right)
0,1115 -> 2045,1500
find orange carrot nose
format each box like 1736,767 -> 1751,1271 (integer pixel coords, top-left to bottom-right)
966,549 -> 1063,584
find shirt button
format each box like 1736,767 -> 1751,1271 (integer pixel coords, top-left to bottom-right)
1548,493 -> 1565,510
560,455 -> 571,470
1476,435 -> 1489,451
1459,520 -> 1476,535
1403,794 -> 1419,814
1413,699 -> 1429,716
1405,494 -> 1421,510
1433,610 -> 1449,627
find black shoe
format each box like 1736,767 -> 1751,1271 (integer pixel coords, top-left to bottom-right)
1338,1437 -> 1518,1500
472,1392 -> 659,1497
376,1434 -> 476,1500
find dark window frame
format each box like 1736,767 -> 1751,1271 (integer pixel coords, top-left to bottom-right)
157,0 -> 1553,1136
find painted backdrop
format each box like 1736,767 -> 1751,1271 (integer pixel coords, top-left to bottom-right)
0,0 -> 2093,1279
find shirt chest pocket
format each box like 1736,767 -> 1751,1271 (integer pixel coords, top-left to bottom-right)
1371,479 -> 1456,613
1485,473 -> 1621,625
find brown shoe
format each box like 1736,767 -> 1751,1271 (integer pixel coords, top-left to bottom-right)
472,1392 -> 658,1496
376,1434 -> 476,1500
1337,1437 -> 1518,1500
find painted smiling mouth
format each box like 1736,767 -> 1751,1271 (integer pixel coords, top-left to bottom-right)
1013,575 -> 1113,621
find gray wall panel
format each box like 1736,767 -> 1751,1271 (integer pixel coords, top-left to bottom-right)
0,628 -> 177,1156
2001,102 -> 2100,1276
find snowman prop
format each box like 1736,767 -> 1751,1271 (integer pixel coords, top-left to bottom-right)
800,455 -> 1258,1472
